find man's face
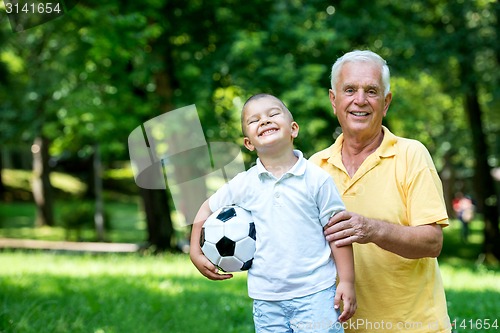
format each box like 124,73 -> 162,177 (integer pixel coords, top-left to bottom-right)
330,61 -> 392,138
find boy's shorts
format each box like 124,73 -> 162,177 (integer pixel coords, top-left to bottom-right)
252,284 -> 344,333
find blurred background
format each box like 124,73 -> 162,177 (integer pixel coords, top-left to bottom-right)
0,1 -> 499,332
0,0 -> 499,257
1,0 -> 499,258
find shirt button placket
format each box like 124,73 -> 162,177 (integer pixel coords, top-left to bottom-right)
274,182 -> 281,206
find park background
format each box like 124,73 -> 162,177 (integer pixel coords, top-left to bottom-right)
0,0 -> 499,332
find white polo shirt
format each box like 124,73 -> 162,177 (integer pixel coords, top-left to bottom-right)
209,150 -> 345,301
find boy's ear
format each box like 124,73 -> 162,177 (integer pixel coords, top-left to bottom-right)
291,121 -> 299,139
243,137 -> 255,151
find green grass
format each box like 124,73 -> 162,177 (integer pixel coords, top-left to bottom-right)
1,169 -> 499,332
0,213 -> 499,332
442,263 -> 500,320
2,169 -> 87,201
0,201 -> 147,243
0,251 -> 498,333
0,168 -> 187,244
0,251 -> 253,333
440,220 -> 485,263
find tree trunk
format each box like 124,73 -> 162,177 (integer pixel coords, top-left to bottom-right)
131,28 -> 178,252
455,1 -> 500,262
0,151 -> 5,199
463,86 -> 500,261
140,187 -> 174,252
440,151 -> 456,218
32,136 -> 54,226
93,144 -> 105,242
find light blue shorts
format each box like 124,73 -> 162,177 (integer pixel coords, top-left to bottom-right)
252,285 -> 344,333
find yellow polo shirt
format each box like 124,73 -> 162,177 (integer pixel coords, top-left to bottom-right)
310,126 -> 451,333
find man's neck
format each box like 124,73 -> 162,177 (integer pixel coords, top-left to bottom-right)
341,128 -> 384,177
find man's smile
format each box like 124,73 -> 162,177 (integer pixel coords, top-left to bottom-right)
349,111 -> 369,117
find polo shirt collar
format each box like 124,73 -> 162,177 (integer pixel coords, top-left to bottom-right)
326,126 -> 397,166
256,149 -> 306,179
377,126 -> 397,158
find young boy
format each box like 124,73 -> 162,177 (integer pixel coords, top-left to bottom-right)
190,94 -> 356,332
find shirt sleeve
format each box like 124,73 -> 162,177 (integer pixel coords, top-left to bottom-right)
406,143 -> 449,226
208,171 -> 247,213
316,176 -> 346,227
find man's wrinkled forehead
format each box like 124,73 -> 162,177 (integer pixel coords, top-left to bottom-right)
338,62 -> 383,88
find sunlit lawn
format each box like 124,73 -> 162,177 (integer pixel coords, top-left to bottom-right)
0,200 -> 147,243
0,251 -> 253,333
0,218 -> 499,333
1,169 -> 499,332
0,249 -> 498,333
0,169 -> 190,244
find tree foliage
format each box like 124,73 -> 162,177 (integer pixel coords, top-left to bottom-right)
0,0 -> 498,258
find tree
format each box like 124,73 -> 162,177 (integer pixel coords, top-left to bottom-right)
0,21 -> 66,226
455,8 -> 500,260
358,0 -> 500,261
60,1 -> 175,249
407,0 -> 500,261
120,0 -> 279,250
2,0 -> 497,256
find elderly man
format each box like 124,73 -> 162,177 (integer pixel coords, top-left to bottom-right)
311,50 -> 451,333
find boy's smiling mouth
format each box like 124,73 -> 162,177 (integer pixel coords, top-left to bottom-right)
259,128 -> 279,137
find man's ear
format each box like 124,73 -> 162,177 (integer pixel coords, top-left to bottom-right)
383,92 -> 392,117
243,137 -> 255,151
291,122 -> 299,139
329,89 -> 337,115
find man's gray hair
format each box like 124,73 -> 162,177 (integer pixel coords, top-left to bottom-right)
330,50 -> 391,97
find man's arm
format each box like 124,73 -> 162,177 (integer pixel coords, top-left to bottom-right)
325,210 -> 444,259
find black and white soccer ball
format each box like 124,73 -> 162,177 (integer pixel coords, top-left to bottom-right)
200,205 -> 256,272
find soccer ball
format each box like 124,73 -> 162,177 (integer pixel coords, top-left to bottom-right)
200,205 -> 256,272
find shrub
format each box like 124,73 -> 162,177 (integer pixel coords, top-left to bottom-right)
60,201 -> 111,241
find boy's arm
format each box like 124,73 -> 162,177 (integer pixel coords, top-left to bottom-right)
315,177 -> 356,321
190,199 -> 233,280
330,237 -> 357,322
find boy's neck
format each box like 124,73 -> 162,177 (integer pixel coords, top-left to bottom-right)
258,149 -> 298,179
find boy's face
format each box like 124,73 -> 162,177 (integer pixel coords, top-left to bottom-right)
242,96 -> 299,153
